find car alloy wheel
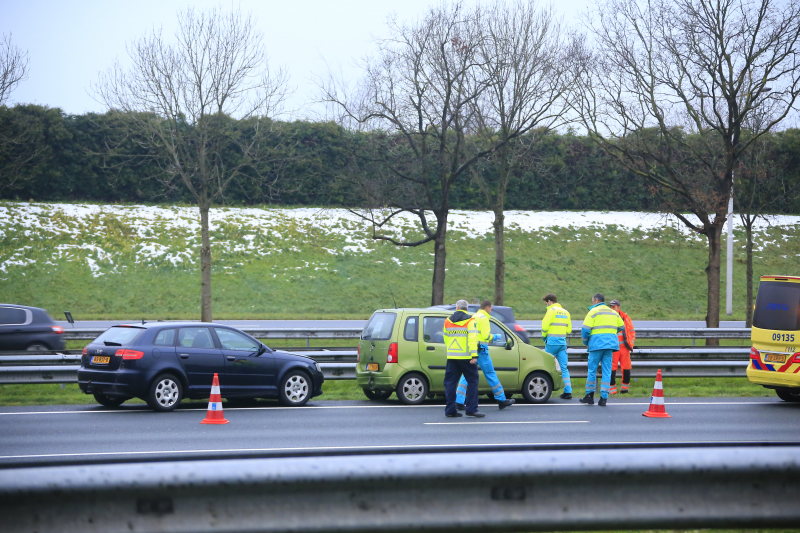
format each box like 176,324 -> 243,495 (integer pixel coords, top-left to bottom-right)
522,372 -> 553,404
396,373 -> 428,405
279,370 -> 312,406
148,376 -> 183,412
26,343 -> 48,352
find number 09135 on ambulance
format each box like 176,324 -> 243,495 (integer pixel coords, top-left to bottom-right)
747,275 -> 800,402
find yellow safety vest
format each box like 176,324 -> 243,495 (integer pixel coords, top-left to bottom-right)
443,316 -> 478,359
542,303 -> 572,338
474,309 -> 493,344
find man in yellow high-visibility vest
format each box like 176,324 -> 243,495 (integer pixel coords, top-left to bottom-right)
541,293 -> 573,399
580,293 -> 624,406
443,300 -> 484,418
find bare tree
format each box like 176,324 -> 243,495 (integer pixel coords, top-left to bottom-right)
0,33 -> 29,106
574,0 -> 800,334
95,6 -> 291,322
469,0 -> 582,305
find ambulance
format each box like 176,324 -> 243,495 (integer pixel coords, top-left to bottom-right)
747,275 -> 800,402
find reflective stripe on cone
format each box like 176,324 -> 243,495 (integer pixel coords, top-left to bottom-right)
643,369 -> 670,418
201,373 -> 229,425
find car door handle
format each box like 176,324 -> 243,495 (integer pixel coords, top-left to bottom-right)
427,346 -> 435,351
179,354 -> 189,359
227,356 -> 236,361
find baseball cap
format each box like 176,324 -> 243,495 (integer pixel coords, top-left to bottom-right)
609,299 -> 621,306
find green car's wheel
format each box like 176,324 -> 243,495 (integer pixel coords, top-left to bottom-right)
396,373 -> 428,405
522,371 -> 553,404
363,388 -> 392,401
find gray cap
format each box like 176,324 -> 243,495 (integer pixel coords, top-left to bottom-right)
609,299 -> 621,307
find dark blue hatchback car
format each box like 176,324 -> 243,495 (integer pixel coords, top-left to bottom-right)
78,322 -> 324,411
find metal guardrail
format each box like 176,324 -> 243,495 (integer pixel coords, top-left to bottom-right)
1,446 -> 798,532
57,326 -> 754,341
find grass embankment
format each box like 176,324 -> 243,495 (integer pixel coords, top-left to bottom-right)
0,377 -> 774,407
1,203 -> 798,321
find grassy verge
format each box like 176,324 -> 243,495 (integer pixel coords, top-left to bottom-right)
0,377 -> 773,407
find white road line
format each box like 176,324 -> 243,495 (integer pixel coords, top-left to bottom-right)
0,401 -> 775,416
424,421 -> 590,426
0,439 -> 771,461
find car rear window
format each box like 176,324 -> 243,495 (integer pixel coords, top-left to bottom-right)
0,307 -> 28,325
93,327 -> 144,346
362,312 -> 397,340
753,281 -> 800,331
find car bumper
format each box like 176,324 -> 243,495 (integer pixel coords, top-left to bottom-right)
77,368 -> 148,398
747,365 -> 800,389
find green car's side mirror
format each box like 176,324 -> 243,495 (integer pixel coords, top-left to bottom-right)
505,339 -> 513,350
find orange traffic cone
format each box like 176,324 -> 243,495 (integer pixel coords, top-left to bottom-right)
201,373 -> 229,424
642,369 -> 670,418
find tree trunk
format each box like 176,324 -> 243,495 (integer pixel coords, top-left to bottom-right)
430,213 -> 448,306
493,205 -> 505,305
199,200 -> 213,323
745,220 -> 754,328
705,220 -> 724,345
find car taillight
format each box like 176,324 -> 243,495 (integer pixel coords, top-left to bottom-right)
792,353 -> 800,363
750,347 -> 760,358
387,342 -> 398,363
357,344 -> 360,363
51,326 -> 64,334
514,324 -> 525,332
82,347 -> 88,356
115,349 -> 144,360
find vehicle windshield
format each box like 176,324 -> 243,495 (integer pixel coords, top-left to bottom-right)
753,281 -> 800,331
362,312 -> 397,340
93,327 -> 144,346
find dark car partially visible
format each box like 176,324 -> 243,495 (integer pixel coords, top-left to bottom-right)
428,304 -> 531,344
0,304 -> 65,351
78,322 -> 324,411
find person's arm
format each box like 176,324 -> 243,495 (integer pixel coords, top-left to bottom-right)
581,313 -> 592,346
468,322 -> 479,363
625,316 -> 635,350
478,315 -> 493,343
541,309 -> 552,342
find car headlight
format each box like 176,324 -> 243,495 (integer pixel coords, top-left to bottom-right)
315,362 -> 322,374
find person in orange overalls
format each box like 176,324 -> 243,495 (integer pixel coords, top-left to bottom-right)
608,299 -> 635,394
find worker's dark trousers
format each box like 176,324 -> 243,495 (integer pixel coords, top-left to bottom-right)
445,358 -> 479,415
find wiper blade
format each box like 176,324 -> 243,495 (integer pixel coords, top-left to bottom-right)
103,341 -> 122,346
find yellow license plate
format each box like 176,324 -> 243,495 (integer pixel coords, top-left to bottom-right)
91,356 -> 110,364
765,353 -> 787,363
366,363 -> 379,371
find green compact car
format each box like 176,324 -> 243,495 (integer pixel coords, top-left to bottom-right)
356,308 -> 563,405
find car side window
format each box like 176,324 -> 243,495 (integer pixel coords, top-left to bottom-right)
215,328 -> 259,352
403,317 -> 418,342
422,317 -> 446,344
0,307 -> 28,325
178,328 -> 215,349
153,329 -> 176,347
489,322 -> 507,346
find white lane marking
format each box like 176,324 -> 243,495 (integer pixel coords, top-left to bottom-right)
425,421 -> 590,426
0,401 -> 776,416
0,439 -> 775,461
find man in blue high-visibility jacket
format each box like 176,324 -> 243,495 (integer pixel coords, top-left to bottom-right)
580,293 -> 624,406
456,300 -> 515,410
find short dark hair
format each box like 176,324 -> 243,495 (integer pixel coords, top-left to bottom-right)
542,293 -> 557,303
480,299 -> 492,310
593,293 -> 605,302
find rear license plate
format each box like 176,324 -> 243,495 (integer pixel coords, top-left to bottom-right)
91,356 -> 111,364
366,363 -> 379,371
765,353 -> 786,363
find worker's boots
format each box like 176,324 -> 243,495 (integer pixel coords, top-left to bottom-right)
598,397 -> 607,407
498,399 -> 515,410
579,392 -> 595,405
559,392 -> 573,400
455,403 -> 466,411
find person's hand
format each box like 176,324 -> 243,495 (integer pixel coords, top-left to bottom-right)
493,334 -> 502,343
470,358 -> 477,364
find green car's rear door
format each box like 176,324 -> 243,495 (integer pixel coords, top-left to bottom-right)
359,312 -> 398,372
418,315 -> 448,391
484,321 -> 520,390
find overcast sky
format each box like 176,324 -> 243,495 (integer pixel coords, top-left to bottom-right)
1,0 -> 593,118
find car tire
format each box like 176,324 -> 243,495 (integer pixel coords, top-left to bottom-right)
93,392 -> 127,408
279,370 -> 311,407
396,373 -> 428,405
776,388 -> 800,402
146,374 -> 183,412
522,371 -> 553,404
26,343 -> 49,351
363,388 -> 392,401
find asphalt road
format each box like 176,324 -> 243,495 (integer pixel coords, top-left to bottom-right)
0,397 -> 796,467
57,319 -> 747,329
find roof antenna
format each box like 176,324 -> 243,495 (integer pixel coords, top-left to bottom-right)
388,286 -> 398,309
142,318 -> 146,325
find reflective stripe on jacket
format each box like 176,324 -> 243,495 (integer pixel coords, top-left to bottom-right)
474,309 -> 493,344
443,312 -> 478,359
542,303 -> 572,347
616,309 -> 635,354
581,303 -> 624,352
